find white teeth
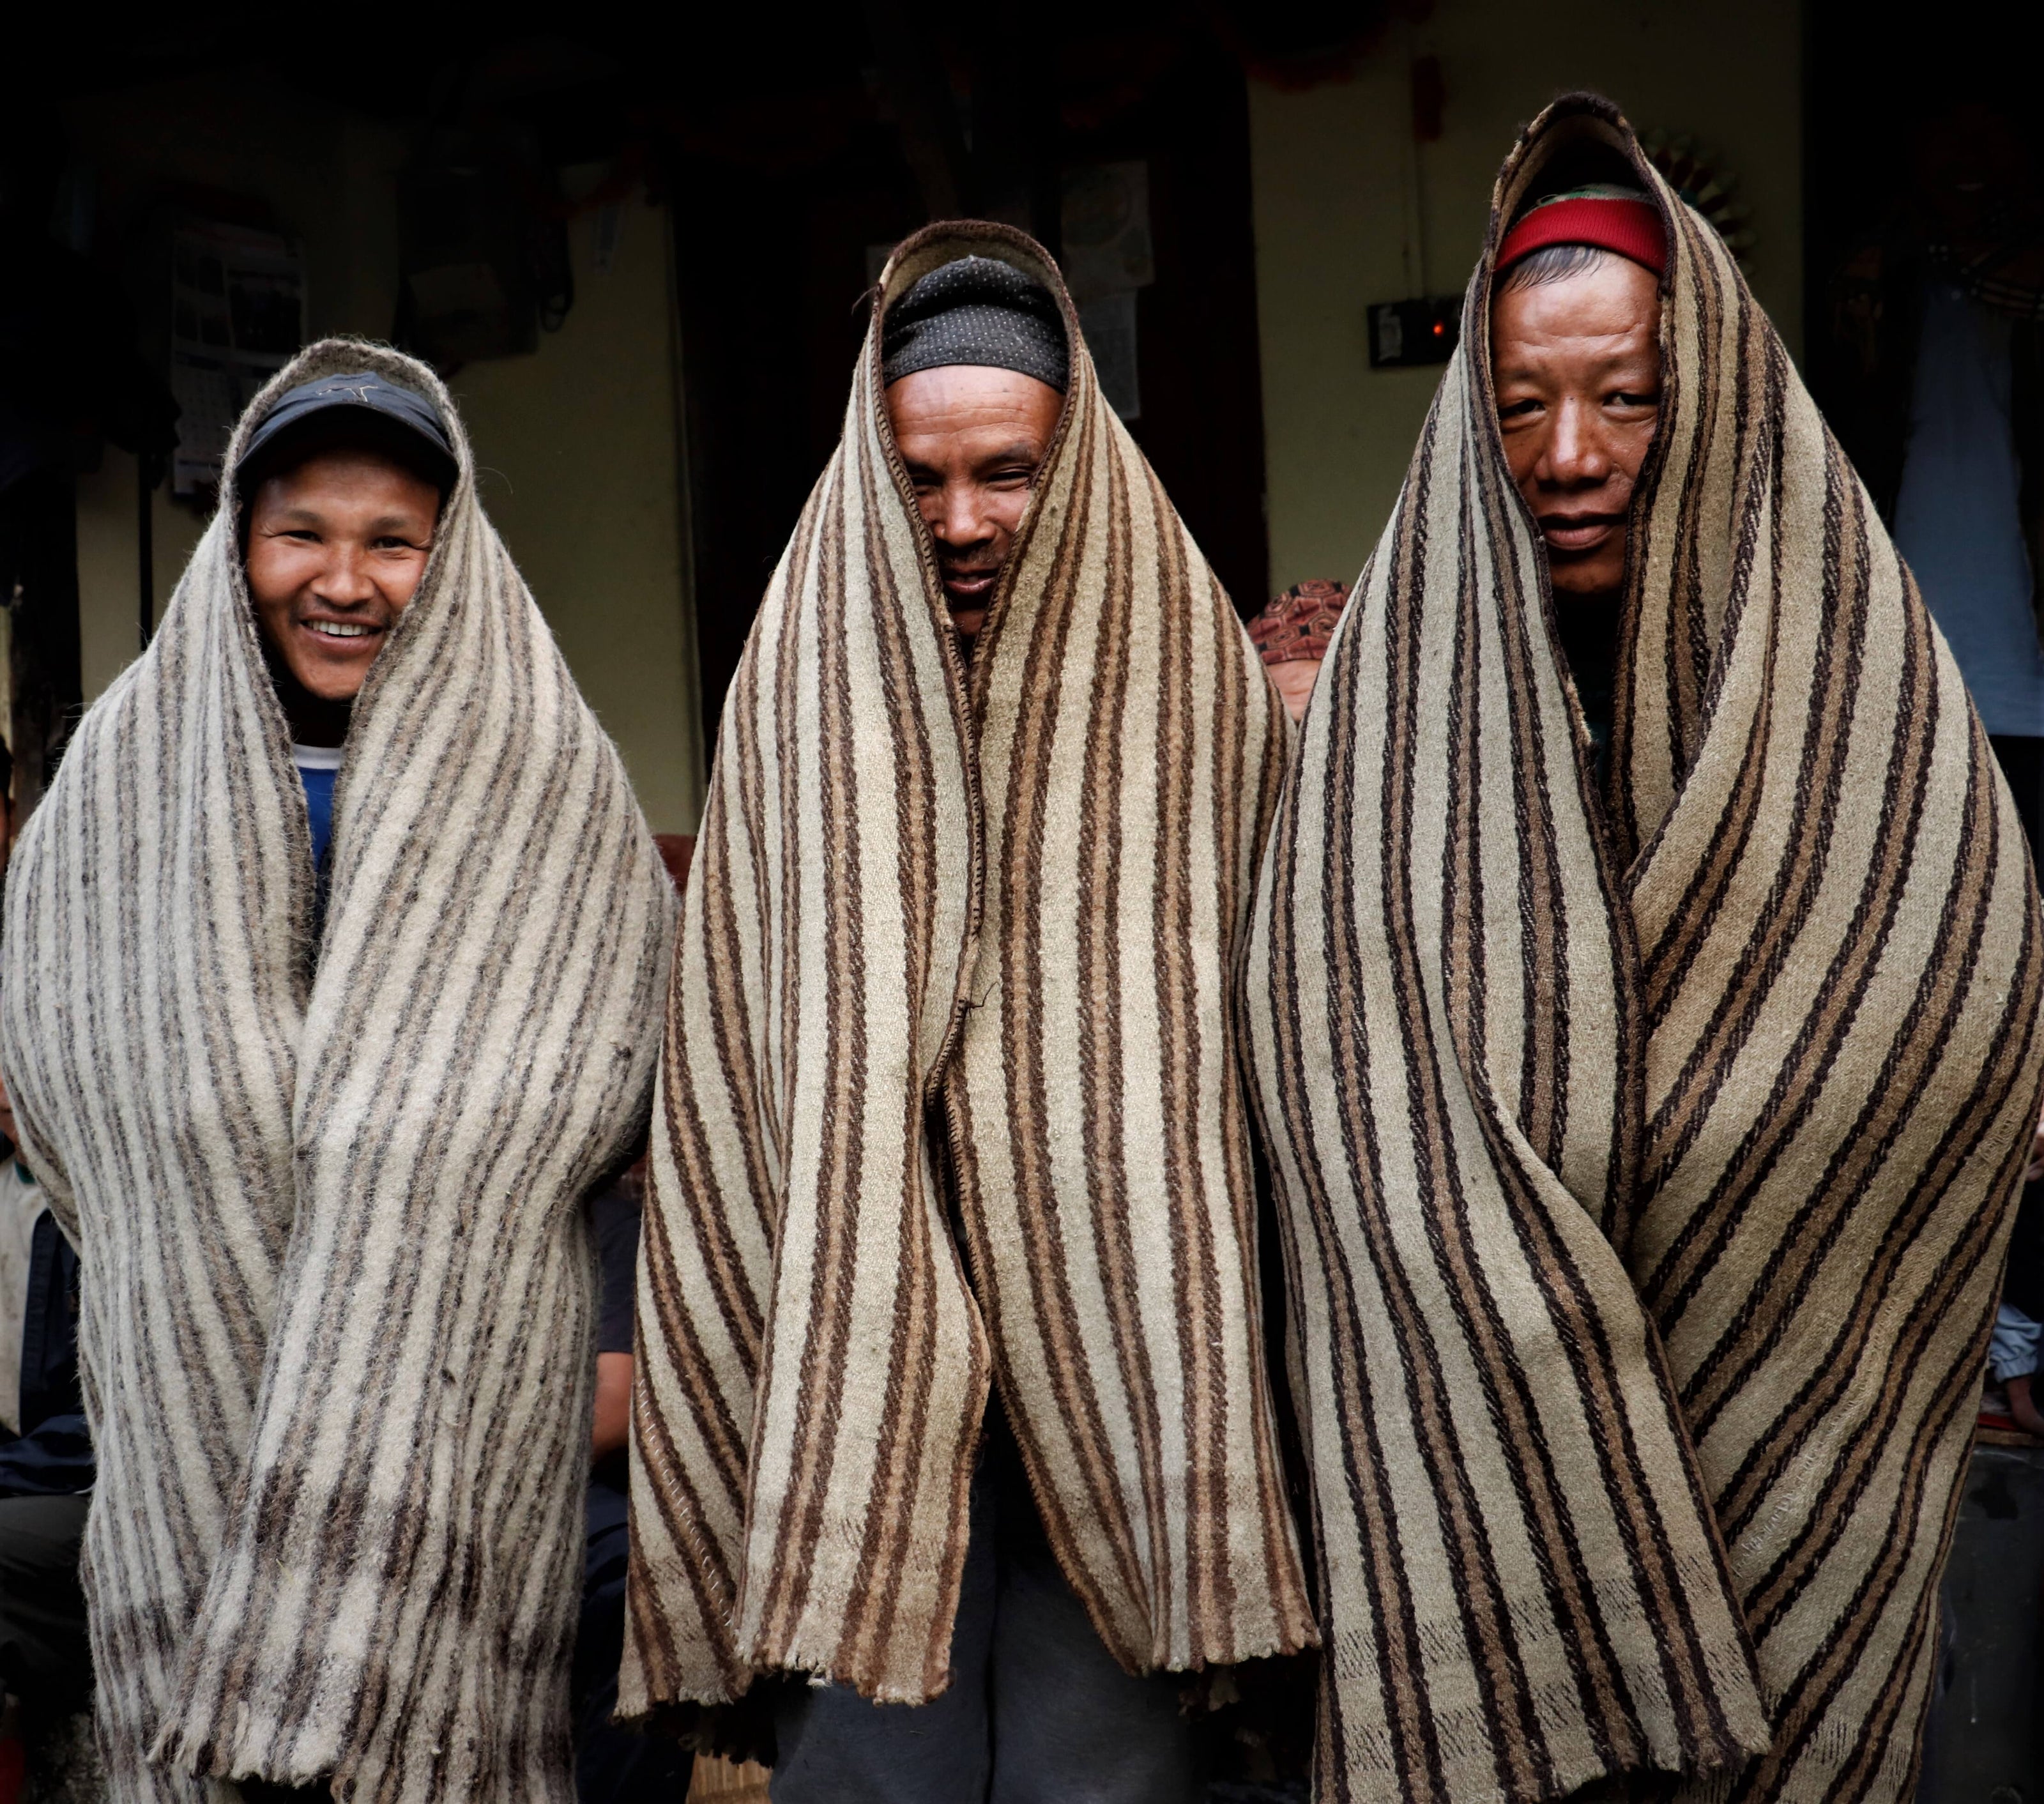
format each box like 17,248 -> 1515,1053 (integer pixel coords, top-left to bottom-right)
309,622 -> 374,638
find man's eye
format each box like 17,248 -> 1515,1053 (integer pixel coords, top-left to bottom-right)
1498,399 -> 1540,418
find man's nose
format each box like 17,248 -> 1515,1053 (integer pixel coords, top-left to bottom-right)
931,483 -> 986,547
315,548 -> 379,607
1543,399 -> 1610,486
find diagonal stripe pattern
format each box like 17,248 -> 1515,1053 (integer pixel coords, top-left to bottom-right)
1243,95 -> 2044,1804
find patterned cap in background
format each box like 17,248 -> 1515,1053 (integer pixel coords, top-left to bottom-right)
1246,579 -> 1350,666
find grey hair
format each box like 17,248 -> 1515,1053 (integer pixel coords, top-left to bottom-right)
1498,241 -> 1616,293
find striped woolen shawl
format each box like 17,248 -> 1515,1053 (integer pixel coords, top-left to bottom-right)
622,222 -> 1316,1711
1244,96 -> 2044,1804
0,339 -> 675,1800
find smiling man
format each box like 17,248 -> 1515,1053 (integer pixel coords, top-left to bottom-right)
0,346 -> 673,1802
236,376 -> 454,916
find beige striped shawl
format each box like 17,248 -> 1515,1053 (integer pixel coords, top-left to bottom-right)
1243,96 -> 2044,1804
0,340 -> 675,1802
622,221 -> 1315,1713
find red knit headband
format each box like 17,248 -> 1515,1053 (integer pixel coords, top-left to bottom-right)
1496,196 -> 1666,279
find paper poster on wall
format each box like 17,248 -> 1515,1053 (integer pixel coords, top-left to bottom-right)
170,220 -> 305,496
1060,162 -> 1154,305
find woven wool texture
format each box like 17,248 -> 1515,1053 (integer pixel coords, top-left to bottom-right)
621,221 -> 1316,1712
0,339 -> 675,1801
1243,96 -> 2044,1804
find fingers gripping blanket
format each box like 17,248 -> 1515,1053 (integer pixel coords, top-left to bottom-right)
1242,98 -> 2044,1804
621,222 -> 1316,1713
0,340 -> 675,1801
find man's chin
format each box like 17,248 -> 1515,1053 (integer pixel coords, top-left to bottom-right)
285,648 -> 376,705
947,606 -> 988,641
1546,556 -> 1626,605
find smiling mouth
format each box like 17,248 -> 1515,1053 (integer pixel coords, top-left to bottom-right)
305,620 -> 379,641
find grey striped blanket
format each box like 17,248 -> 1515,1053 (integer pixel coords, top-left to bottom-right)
0,339 -> 675,1801
1244,97 -> 2044,1804
622,222 -> 1316,1714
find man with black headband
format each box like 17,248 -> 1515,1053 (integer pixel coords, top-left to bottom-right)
880,254 -> 1070,646
0,344 -> 673,1801
623,231 -> 1311,1803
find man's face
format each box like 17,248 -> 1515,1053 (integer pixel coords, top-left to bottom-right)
885,365 -> 1064,641
244,449 -> 441,703
1491,255 -> 1662,601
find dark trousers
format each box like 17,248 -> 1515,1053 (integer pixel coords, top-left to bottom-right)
574,1479 -> 694,1802
0,1493 -> 91,1714
770,1412 -> 1206,1804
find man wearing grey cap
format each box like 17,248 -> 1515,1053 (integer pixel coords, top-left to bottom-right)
623,227 -> 1311,1802
0,343 -> 673,1801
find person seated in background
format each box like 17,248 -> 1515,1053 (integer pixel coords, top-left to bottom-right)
1246,578 -> 1350,721
0,1071 -> 93,1804
1987,1303 -> 2044,1435
1985,1108 -> 2044,1438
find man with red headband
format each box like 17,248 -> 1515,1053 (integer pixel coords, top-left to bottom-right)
1490,181 -> 1667,773
1247,95 -> 2043,1804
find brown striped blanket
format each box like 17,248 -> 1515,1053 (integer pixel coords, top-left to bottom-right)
622,221 -> 1315,1714
1242,96 -> 2044,1804
0,339 -> 675,1801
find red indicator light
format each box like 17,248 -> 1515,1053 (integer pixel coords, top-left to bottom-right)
1432,321 -> 1445,335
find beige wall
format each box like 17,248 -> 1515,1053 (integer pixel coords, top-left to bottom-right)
67,82 -> 704,830
452,194 -> 703,834
1250,0 -> 1803,594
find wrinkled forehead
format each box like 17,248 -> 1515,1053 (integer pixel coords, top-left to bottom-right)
882,366 -> 1067,482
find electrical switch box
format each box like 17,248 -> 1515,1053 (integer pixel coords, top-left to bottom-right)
1367,296 -> 1462,369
